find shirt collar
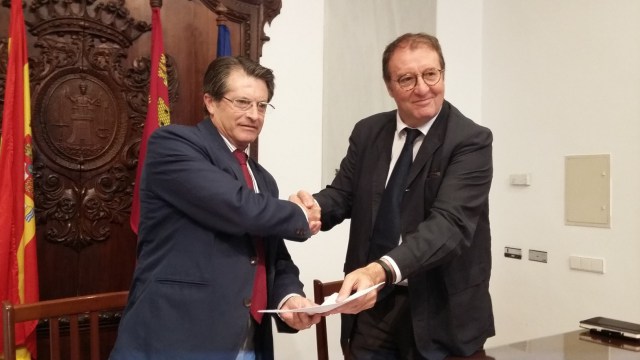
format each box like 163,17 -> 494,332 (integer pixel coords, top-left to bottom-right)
220,135 -> 249,156
395,109 -> 440,137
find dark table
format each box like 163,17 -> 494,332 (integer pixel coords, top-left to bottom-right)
447,330 -> 640,359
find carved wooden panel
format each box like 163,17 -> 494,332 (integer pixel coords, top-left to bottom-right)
37,0 -> 153,300
0,0 -> 281,302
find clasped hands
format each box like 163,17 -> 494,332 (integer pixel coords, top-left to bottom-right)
288,190 -> 321,235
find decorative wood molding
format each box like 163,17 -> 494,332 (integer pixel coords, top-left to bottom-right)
27,0 -> 150,47
200,0 -> 281,59
263,0 -> 282,26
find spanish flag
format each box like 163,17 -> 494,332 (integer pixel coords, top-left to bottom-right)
130,4 -> 171,234
0,0 -> 40,358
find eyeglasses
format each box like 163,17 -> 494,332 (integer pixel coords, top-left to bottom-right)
395,68 -> 444,91
223,97 -> 274,114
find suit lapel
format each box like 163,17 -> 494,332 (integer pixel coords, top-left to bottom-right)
248,158 -> 274,196
371,116 -> 397,223
198,119 -> 275,262
197,118 -> 250,189
407,101 -> 450,186
373,122 -> 395,191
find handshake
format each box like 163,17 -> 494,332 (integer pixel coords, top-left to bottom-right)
288,190 -> 321,235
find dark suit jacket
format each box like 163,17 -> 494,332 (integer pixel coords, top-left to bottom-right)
314,101 -> 495,359
110,119 -> 310,360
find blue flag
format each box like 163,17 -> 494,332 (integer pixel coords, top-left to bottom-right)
217,24 -> 231,57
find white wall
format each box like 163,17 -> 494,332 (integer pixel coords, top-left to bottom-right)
483,0 -> 640,346
260,0 -> 640,357
321,0 -> 436,186
260,1 -> 344,359
436,1 -> 483,124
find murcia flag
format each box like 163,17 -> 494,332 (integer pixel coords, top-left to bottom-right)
0,0 -> 40,358
130,5 -> 171,234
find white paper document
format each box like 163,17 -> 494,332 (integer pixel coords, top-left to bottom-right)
259,282 -> 384,314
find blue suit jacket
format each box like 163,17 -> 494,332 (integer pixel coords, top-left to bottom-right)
315,101 -> 495,359
111,119 -> 310,360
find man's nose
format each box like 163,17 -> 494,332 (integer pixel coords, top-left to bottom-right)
413,76 -> 431,93
245,103 -> 261,119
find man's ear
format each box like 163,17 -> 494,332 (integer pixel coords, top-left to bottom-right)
203,93 -> 216,114
385,82 -> 394,97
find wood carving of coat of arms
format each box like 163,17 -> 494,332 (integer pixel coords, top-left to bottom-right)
0,0 -> 178,251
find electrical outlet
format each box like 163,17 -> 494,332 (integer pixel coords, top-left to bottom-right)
529,249 -> 547,263
504,247 -> 522,259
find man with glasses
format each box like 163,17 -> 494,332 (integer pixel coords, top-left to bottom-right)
295,33 -> 495,359
111,56 -> 321,360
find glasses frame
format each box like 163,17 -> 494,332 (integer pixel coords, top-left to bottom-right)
395,69 -> 444,91
222,96 -> 275,114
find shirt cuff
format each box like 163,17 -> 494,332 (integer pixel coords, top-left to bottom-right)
277,293 -> 301,317
381,255 -> 402,284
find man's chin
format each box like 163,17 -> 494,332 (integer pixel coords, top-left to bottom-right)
407,109 -> 437,124
237,134 -> 258,146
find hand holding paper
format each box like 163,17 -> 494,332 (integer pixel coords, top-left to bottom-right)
276,295 -> 321,330
259,283 -> 383,315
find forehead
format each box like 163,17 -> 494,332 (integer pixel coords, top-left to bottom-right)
226,69 -> 268,99
388,45 -> 440,75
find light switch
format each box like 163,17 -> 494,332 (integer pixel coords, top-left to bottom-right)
589,258 -> 605,273
568,255 -> 605,274
569,255 -> 581,270
509,173 -> 531,186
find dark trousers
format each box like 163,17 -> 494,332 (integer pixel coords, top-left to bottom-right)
349,286 -> 427,360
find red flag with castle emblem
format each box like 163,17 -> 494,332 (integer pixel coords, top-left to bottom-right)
130,5 -> 171,234
0,0 -> 40,358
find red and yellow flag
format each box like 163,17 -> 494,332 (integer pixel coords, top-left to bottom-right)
0,0 -> 40,358
130,6 -> 171,234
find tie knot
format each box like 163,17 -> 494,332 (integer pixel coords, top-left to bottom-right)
233,149 -> 248,165
404,128 -> 421,144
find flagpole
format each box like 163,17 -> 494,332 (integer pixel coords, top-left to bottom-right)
216,3 -> 229,25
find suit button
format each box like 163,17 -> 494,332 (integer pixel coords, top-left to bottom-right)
243,298 -> 252,308
250,257 -> 258,265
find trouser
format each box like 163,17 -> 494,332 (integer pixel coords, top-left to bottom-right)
349,286 -> 427,360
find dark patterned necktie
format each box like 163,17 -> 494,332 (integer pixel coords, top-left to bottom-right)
233,150 -> 267,323
368,128 -> 421,261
